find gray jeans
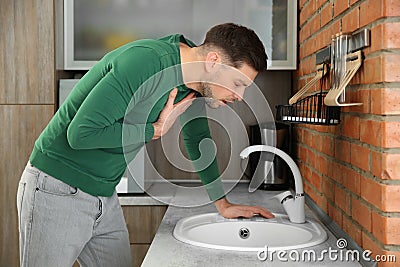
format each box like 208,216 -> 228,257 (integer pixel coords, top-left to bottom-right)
16,162 -> 132,267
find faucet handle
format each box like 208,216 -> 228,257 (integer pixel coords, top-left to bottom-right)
273,190 -> 306,224
273,190 -> 293,204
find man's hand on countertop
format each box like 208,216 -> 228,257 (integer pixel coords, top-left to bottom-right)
214,197 -> 275,219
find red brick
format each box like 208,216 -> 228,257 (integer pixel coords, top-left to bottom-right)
310,132 -> 323,151
360,175 -> 382,209
321,135 -> 334,156
322,178 -> 335,201
350,0 -> 359,5
297,145 -> 307,162
370,88 -> 400,115
343,215 -> 362,244
328,203 -> 343,226
308,149 -> 317,169
383,54 -> 400,83
379,251 -> 400,267
352,197 -> 372,231
362,232 -> 382,257
360,56 -> 382,84
299,0 -> 308,9
300,1 -> 316,26
335,139 -> 351,163
384,0 -> 400,17
295,126 -> 304,143
303,129 -> 312,146
310,192 -> 325,210
371,23 -> 400,53
342,115 -> 360,140
317,28 -> 330,51
342,7 -> 359,33
362,237 -> 400,266
360,119 -> 382,147
321,2 -> 333,27
327,159 -> 335,178
304,163 -> 313,184
350,143 -> 370,172
334,0 -> 349,17
372,211 -> 400,245
316,0 -> 327,10
383,122 -> 400,148
359,120 -> 400,148
335,185 -> 351,214
360,54 -> 400,83
360,0 -> 384,27
331,19 -> 341,36
299,46 -> 305,62
360,175 -> 400,212
342,165 -> 361,195
304,180 -> 324,206
304,173 -> 311,190
350,89 -> 370,114
310,15 -> 321,36
308,133 -> 322,151
383,185 -> 400,212
298,56 -> 313,76
315,30 -> 325,51
316,195 -> 328,212
299,24 -> 309,44
369,24 -> 384,54
304,38 -> 317,57
371,151 -> 400,180
319,20 -> 341,49
360,0 -> 400,27
317,154 -> 330,177
341,89 -> 370,114
303,162 -> 312,182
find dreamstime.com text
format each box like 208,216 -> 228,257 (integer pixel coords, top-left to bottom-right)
257,238 -> 397,263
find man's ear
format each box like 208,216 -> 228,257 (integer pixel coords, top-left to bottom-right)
204,51 -> 222,73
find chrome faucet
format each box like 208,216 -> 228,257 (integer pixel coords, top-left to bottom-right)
240,145 -> 305,223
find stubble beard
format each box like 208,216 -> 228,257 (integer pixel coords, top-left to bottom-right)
199,82 -> 220,109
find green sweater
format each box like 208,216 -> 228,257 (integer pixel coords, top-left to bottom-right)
30,34 -> 225,201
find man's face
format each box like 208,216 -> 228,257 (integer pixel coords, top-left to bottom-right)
199,63 -> 258,109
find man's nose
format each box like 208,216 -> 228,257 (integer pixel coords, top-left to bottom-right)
234,94 -> 243,101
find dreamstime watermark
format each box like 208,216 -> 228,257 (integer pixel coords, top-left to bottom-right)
257,238 -> 397,263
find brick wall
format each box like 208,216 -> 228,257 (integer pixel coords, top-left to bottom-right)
296,0 -> 400,265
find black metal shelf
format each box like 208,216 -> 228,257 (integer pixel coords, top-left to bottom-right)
276,91 -> 341,126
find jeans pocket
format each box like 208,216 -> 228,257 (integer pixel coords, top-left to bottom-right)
37,174 -> 78,196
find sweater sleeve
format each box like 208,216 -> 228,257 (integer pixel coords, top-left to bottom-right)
67,48 -> 160,149
180,98 -> 225,201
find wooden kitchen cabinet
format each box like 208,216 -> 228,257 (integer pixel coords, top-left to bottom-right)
0,0 -> 55,105
0,0 -> 56,266
130,244 -> 151,267
123,205 -> 167,267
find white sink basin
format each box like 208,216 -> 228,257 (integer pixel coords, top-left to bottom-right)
173,213 -> 327,251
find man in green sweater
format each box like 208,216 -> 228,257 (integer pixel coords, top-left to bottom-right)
17,23 -> 274,266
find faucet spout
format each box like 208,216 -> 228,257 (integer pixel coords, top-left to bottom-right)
240,145 -> 305,223
240,145 -> 303,195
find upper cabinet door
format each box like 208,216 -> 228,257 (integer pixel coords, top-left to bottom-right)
63,0 -> 297,70
191,0 -> 297,70
1,0 -> 55,104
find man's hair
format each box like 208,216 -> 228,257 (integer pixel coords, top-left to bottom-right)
201,23 -> 268,72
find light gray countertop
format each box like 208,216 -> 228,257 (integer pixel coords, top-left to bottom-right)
140,184 -> 362,266
118,193 -> 166,206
